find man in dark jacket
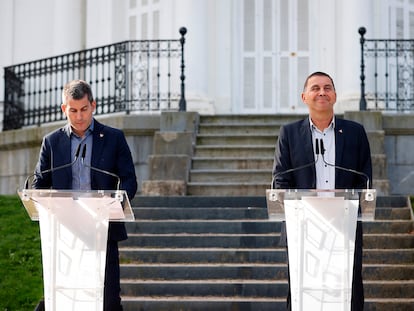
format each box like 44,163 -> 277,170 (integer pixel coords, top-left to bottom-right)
33,79 -> 137,311
272,72 -> 372,311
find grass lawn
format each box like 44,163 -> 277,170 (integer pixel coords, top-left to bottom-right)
0,195 -> 43,311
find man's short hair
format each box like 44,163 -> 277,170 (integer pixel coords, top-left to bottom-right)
303,71 -> 336,91
62,80 -> 94,104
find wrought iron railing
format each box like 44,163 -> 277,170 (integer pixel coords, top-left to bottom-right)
359,27 -> 414,111
3,27 -> 187,131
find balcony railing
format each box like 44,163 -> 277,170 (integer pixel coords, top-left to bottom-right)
359,27 -> 414,111
3,27 -> 187,131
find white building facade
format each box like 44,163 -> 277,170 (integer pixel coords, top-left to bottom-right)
1,0 -> 414,119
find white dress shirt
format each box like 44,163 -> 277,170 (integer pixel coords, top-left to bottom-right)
310,117 -> 335,189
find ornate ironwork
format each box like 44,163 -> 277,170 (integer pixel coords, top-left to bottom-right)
2,28 -> 187,130
359,27 -> 414,111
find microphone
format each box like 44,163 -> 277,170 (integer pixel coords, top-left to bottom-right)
319,139 -> 371,190
80,145 -> 121,192
24,143 -> 82,189
271,139 -> 320,189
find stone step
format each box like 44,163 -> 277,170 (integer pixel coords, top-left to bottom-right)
364,234 -> 414,249
190,155 -> 387,180
121,298 -> 414,311
187,182 -> 269,196
363,221 -> 413,233
187,181 -> 390,196
364,280 -> 414,298
125,220 -> 279,234
199,114 -> 303,125
130,196 -> 411,221
121,233 -> 414,249
198,124 -> 280,135
122,297 -> 285,311
189,169 -> 272,183
194,145 -> 274,157
364,299 -> 414,311
122,233 -> 280,248
363,264 -> 414,280
363,249 -> 414,264
375,207 -> 412,220
196,134 -> 277,145
119,248 -> 287,264
121,280 -> 287,298
189,168 -> 388,186
192,157 -> 273,170
125,220 -> 412,234
131,206 -> 269,220
120,263 -> 414,281
120,264 -> 288,280
120,248 -> 414,265
121,279 -> 414,299
131,195 -> 409,207
376,195 -> 409,207
133,206 -> 403,221
191,155 -> 388,179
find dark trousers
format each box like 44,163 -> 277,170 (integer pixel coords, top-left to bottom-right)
285,221 -> 364,311
104,240 -> 123,311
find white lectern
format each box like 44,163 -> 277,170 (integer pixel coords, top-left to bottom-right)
17,189 -> 135,311
266,189 -> 376,311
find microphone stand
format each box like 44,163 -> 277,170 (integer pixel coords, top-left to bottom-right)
24,143 -> 82,189
271,139 -> 320,189
319,139 -> 370,190
80,145 -> 123,202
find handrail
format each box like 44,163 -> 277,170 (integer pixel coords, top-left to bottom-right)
3,28 -> 187,131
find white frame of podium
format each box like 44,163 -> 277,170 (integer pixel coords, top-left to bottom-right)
17,189 -> 135,311
266,189 -> 376,311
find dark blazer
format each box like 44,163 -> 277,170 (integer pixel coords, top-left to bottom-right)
272,116 -> 372,311
33,119 -> 138,241
272,116 -> 372,190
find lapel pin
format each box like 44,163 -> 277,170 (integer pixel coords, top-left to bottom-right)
339,129 -> 343,133
100,133 -> 104,138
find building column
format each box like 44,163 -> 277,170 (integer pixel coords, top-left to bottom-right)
52,0 -> 86,55
172,0 -> 210,109
336,0 -> 374,111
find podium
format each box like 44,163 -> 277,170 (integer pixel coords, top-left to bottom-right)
266,189 -> 376,311
17,189 -> 135,311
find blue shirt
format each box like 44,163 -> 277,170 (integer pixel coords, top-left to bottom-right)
70,120 -> 94,190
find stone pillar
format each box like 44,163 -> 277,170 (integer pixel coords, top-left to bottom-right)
173,0 -> 208,97
141,112 -> 199,196
335,0 -> 374,111
52,0 -> 85,55
344,111 -> 389,195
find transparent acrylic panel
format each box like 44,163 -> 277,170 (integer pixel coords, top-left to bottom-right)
266,189 -> 376,221
18,189 -> 135,222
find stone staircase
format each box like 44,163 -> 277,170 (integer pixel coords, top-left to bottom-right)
119,195 -> 414,311
187,115 -> 301,196
186,114 -> 388,196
